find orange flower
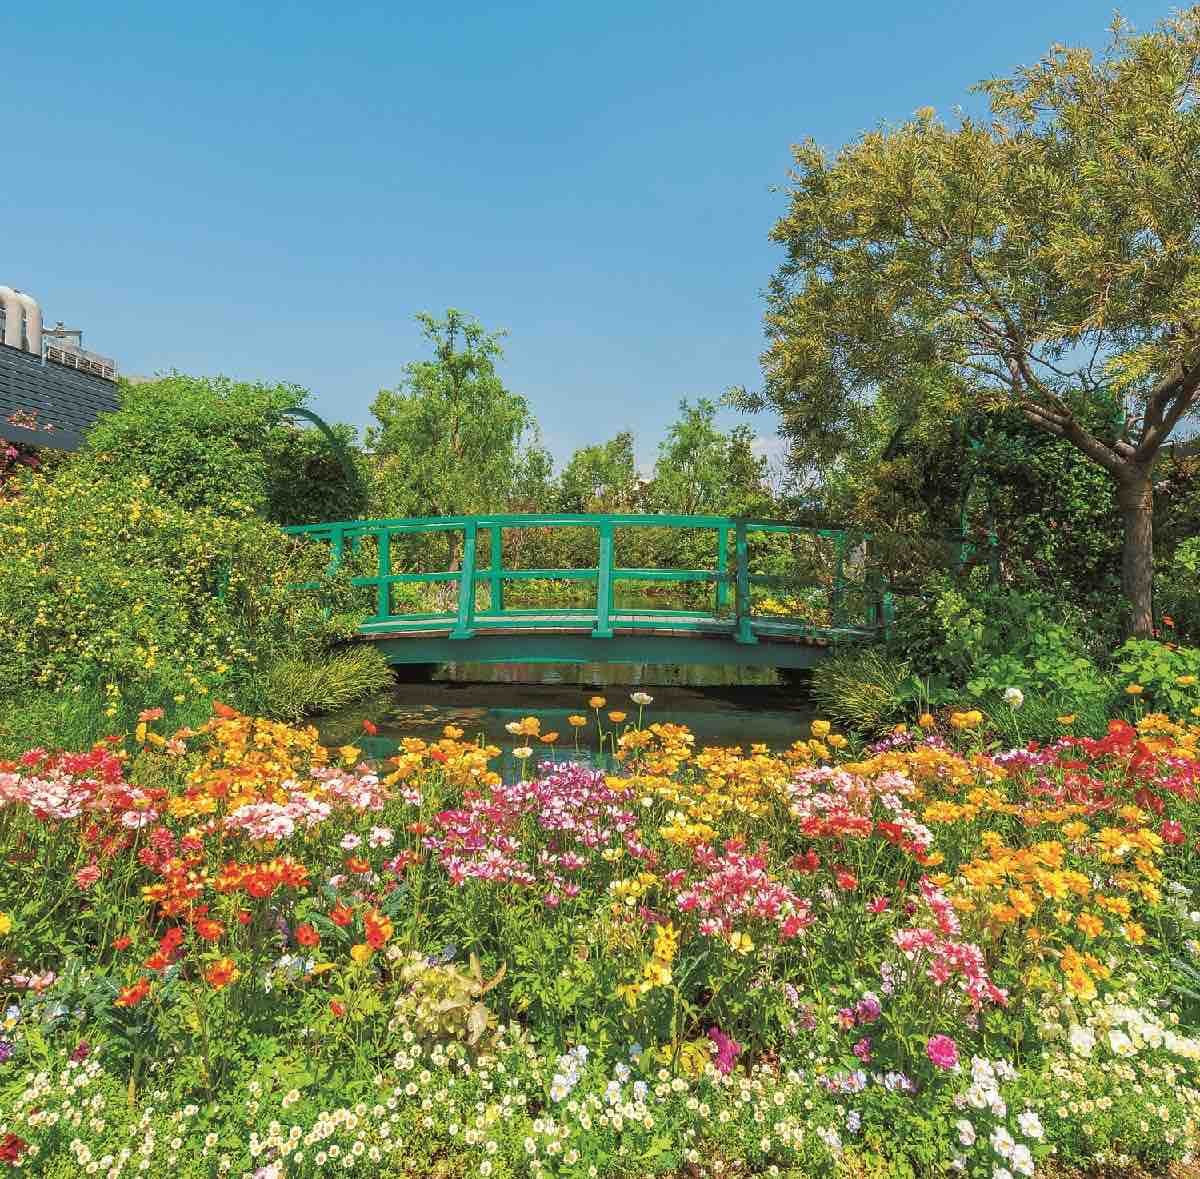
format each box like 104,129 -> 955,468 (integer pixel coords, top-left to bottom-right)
115,978 -> 152,1007
329,999 -> 346,1017
204,958 -> 240,990
112,935 -> 132,951
608,711 -> 627,724
330,904 -> 354,927
588,696 -> 606,709
362,719 -> 379,736
363,908 -> 393,949
212,701 -> 239,719
295,923 -> 320,947
194,917 -> 224,942
345,856 -> 372,874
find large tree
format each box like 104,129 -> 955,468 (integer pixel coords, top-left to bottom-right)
367,310 -> 549,526
736,11 -> 1200,635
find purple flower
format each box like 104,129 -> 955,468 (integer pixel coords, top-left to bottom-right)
0,1040 -> 12,1063
70,1040 -> 90,1062
707,1026 -> 743,1075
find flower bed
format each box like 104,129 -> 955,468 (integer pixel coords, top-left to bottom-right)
2,699 -> 1200,1178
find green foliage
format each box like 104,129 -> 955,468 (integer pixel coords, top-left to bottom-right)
253,645 -> 395,722
84,374 -> 305,516
556,431 -> 641,513
1159,535 -> 1200,646
887,580 -> 1113,716
393,950 -> 506,1052
810,649 -> 912,734
1114,639 -> 1200,714
0,464 -> 357,745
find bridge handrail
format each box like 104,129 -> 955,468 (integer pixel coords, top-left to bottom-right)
282,512 -> 892,644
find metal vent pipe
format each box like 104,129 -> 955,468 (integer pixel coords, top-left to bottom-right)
0,286 -> 42,353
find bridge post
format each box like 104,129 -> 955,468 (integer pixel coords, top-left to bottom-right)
375,528 -> 391,622
734,520 -> 757,645
716,526 -> 730,613
832,532 -> 847,627
489,525 -> 504,613
450,521 -> 478,640
593,522 -> 614,639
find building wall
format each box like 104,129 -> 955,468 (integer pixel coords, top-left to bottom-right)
0,341 -> 120,450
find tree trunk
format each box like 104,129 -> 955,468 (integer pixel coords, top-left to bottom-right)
1117,469 -> 1155,639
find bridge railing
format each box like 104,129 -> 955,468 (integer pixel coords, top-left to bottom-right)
282,513 -> 893,645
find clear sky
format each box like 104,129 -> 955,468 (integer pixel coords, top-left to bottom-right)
6,1 -> 1168,469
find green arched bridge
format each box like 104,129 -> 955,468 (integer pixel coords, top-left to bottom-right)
283,513 -> 894,669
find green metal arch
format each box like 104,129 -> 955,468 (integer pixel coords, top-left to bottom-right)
280,405 -> 359,488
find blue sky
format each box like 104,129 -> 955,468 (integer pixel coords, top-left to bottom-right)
7,1 -> 1166,469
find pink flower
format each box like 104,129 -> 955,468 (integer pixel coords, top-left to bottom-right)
852,1037 -> 872,1062
926,1034 -> 958,1070
74,864 -> 101,890
708,1026 -> 742,1074
867,896 -> 890,913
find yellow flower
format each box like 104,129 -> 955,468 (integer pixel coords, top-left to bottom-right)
1075,912 -> 1105,938
917,712 -> 935,728
589,696 -> 607,709
810,720 -> 831,738
1123,921 -> 1146,945
608,711 -> 627,724
1057,714 -> 1076,725
1125,683 -> 1144,696
568,715 -> 588,727
728,931 -> 754,955
1177,675 -> 1197,687
827,734 -> 848,749
0,911 -> 12,935
350,943 -> 373,964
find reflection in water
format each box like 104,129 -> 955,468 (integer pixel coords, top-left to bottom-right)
317,664 -> 816,774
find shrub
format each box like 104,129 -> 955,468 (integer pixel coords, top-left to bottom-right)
253,644 -> 395,722
82,373 -> 304,516
811,648 -> 912,733
1114,638 -> 1200,715
0,464 -> 358,747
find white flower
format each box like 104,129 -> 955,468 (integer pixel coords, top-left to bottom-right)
1017,1110 -> 1043,1139
513,746 -> 533,760
956,1118 -> 976,1146
965,1084 -> 989,1109
993,1168 -> 1013,1179
1068,1025 -> 1096,1057
631,692 -> 653,705
990,1127 -> 1016,1158
1109,1029 -> 1135,1057
1003,687 -> 1024,709
1010,1143 -> 1035,1176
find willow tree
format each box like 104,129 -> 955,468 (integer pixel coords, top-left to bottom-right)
738,12 -> 1200,636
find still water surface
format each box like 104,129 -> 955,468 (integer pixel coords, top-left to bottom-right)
318,662 -> 817,772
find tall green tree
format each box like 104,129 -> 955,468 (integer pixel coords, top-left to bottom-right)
649,399 -> 773,517
367,309 -> 550,532
736,11 -> 1200,635
556,431 -> 642,513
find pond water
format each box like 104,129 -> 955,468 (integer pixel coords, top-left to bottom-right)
317,662 -> 817,773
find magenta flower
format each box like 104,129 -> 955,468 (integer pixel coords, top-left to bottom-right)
852,1037 -> 872,1062
707,1026 -> 743,1075
926,1034 -> 958,1070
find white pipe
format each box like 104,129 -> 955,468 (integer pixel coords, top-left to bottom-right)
0,286 -> 23,349
14,291 -> 40,355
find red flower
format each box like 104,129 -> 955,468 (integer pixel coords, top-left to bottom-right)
362,719 -> 378,736
1162,820 -> 1186,846
114,978 -> 152,1008
345,856 -> 371,874
329,999 -> 346,1017
296,923 -> 320,947
330,904 -> 354,927
363,908 -> 394,949
112,935 -> 132,951
835,869 -> 858,891
0,1133 -> 29,1164
430,749 -> 448,763
236,909 -> 253,925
